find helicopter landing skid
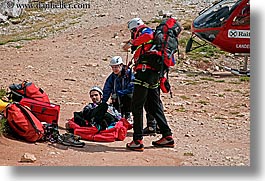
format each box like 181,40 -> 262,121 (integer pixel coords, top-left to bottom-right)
224,66 -> 250,77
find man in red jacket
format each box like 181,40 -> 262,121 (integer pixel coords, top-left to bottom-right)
123,18 -> 175,151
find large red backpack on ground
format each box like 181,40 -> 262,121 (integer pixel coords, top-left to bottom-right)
9,81 -> 50,103
4,103 -> 45,142
20,98 -> 60,124
66,118 -> 131,142
8,81 -> 60,124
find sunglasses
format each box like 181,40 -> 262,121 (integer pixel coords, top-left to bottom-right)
130,28 -> 137,33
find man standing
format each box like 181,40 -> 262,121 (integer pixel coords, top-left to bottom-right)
123,18 -> 175,151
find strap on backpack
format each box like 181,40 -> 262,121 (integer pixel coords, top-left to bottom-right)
21,81 -> 28,97
15,103 -> 42,136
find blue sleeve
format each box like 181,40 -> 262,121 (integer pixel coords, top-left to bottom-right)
141,27 -> 154,35
117,69 -> 134,96
102,74 -> 114,103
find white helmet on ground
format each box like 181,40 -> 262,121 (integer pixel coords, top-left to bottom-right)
89,86 -> 103,95
109,56 -> 123,66
127,18 -> 144,30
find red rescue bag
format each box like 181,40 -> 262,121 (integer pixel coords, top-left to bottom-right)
20,98 -> 60,124
4,103 -> 44,142
66,117 -> 129,142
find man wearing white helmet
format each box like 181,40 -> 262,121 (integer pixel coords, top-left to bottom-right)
68,86 -> 121,130
82,86 -> 105,122
123,18 -> 175,151
127,18 -> 144,32
89,86 -> 103,105
102,56 -> 134,120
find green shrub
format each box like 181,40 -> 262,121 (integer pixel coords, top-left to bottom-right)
0,88 -> 6,99
0,88 -> 7,136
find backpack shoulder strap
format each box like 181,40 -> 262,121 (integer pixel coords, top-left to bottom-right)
15,103 -> 42,134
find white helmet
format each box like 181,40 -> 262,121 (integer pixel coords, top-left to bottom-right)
89,86 -> 103,95
127,18 -> 144,30
109,56 -> 123,66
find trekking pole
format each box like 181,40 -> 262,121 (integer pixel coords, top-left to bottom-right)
125,50 -> 129,71
117,96 -> 122,117
126,50 -> 129,65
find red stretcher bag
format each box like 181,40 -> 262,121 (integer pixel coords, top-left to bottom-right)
20,98 -> 60,124
67,117 -> 130,142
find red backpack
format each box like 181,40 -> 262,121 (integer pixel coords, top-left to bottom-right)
153,18 -> 182,96
153,17 -> 182,68
4,103 -> 45,142
8,81 -> 50,103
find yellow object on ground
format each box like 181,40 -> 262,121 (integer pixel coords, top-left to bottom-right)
0,99 -> 9,112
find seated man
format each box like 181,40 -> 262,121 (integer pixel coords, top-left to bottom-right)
66,86 -> 121,131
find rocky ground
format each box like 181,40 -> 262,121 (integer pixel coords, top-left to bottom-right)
0,0 -> 250,166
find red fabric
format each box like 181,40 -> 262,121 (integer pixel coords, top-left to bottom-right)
67,117 -> 131,142
160,77 -> 170,93
135,64 -> 157,71
161,18 -> 180,67
119,118 -> 133,130
131,28 -> 154,62
4,103 -> 44,142
20,98 -> 60,124
133,43 -> 154,63
12,82 -> 50,103
132,31 -> 153,46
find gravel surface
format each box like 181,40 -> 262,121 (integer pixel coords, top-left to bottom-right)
0,0 -> 250,166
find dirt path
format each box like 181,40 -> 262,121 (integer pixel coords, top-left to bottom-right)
0,0 -> 250,166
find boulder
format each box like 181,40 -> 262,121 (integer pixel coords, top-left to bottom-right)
0,0 -> 29,18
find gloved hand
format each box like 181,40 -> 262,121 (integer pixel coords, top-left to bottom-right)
122,40 -> 131,51
111,94 -> 117,99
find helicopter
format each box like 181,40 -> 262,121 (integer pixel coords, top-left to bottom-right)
185,0 -> 250,76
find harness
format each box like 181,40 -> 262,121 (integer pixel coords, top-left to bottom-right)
133,78 -> 159,89
135,64 -> 157,71
134,39 -> 157,71
135,40 -> 153,51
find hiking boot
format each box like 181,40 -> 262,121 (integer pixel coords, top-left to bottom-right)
58,133 -> 85,148
152,136 -> 175,148
142,126 -> 156,136
126,140 -> 144,151
64,132 -> 81,141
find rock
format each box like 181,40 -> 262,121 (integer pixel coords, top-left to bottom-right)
158,10 -> 172,17
130,12 -> 138,16
113,32 -> 118,38
20,153 -> 36,163
0,0 -> 29,18
0,13 -> 8,23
